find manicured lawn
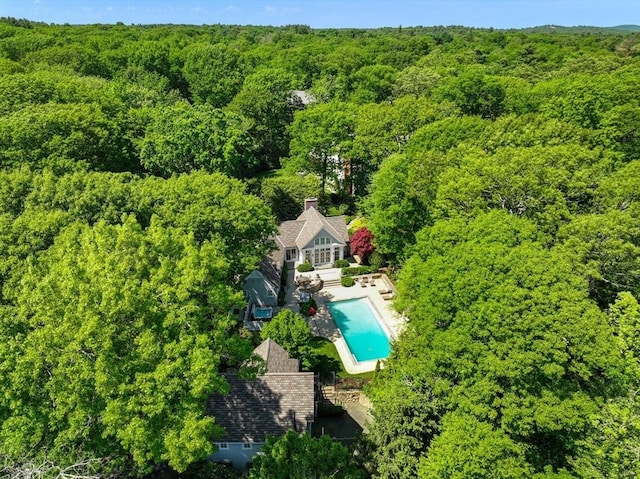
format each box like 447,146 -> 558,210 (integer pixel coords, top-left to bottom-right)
310,336 -> 374,380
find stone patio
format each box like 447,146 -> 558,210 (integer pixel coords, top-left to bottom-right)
288,267 -> 405,374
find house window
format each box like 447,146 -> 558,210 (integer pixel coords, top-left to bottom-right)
266,289 -> 275,297
314,237 -> 331,246
217,443 -> 229,450
242,443 -> 252,450
314,247 -> 331,265
285,248 -> 297,261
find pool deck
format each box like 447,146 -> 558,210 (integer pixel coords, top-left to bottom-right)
287,267 -> 406,374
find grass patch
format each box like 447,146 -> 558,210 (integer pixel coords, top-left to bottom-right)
310,336 -> 374,380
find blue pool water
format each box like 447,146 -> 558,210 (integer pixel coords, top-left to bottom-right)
328,298 -> 390,362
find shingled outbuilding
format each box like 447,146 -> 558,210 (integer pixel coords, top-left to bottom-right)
207,339 -> 316,470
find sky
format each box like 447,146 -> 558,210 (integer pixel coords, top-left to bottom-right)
0,0 -> 638,29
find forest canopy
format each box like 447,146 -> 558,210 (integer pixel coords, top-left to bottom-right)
0,17 -> 639,478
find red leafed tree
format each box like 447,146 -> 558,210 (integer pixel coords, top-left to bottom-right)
350,227 -> 374,263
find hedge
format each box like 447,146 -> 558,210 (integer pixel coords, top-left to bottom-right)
341,266 -> 375,277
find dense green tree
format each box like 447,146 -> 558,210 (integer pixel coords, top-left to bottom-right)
370,211 -> 627,476
260,309 -> 316,369
598,103 -> 640,161
24,44 -> 109,77
434,145 -> 615,233
249,431 -> 365,479
0,102 -> 132,172
569,293 -> 640,479
557,212 -> 640,307
392,65 -> 441,98
0,70 -> 112,115
137,172 -> 277,276
0,218 -> 252,474
436,68 -> 505,119
260,173 -> 321,222
352,96 -> 448,174
418,413 -> 533,479
286,100 -> 357,196
368,373 -> 441,479
364,152 -> 443,262
349,64 -> 398,103
597,159 -> 640,217
139,103 -> 257,178
404,115 -> 488,154
183,43 -> 247,107
0,170 -> 276,301
537,71 -> 639,130
228,68 -> 301,171
481,113 -> 596,152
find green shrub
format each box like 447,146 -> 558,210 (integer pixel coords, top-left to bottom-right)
369,250 -> 384,271
280,261 -> 288,287
341,266 -> 375,276
297,261 -> 314,273
334,259 -> 350,268
277,288 -> 286,306
341,276 -> 355,287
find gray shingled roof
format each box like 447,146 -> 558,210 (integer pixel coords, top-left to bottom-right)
257,259 -> 281,290
253,338 -> 300,373
276,207 -> 348,250
276,220 -> 305,249
207,371 -> 315,442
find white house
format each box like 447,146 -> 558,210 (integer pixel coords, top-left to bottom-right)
275,198 -> 349,267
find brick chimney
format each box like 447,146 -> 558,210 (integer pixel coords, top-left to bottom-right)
304,197 -> 318,211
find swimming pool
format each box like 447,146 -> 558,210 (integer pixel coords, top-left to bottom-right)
327,298 -> 390,362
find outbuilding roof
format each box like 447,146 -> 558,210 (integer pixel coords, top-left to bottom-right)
206,339 -> 315,443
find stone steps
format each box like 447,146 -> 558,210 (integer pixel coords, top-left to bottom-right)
322,278 -> 342,288
321,385 -> 336,398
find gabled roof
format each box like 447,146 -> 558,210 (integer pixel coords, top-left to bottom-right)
257,258 -> 280,289
276,220 -> 306,249
277,206 -> 348,250
207,340 -> 314,443
253,338 -> 299,373
244,259 -> 280,289
207,372 -> 315,442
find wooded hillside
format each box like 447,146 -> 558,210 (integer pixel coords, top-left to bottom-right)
0,17 -> 639,478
